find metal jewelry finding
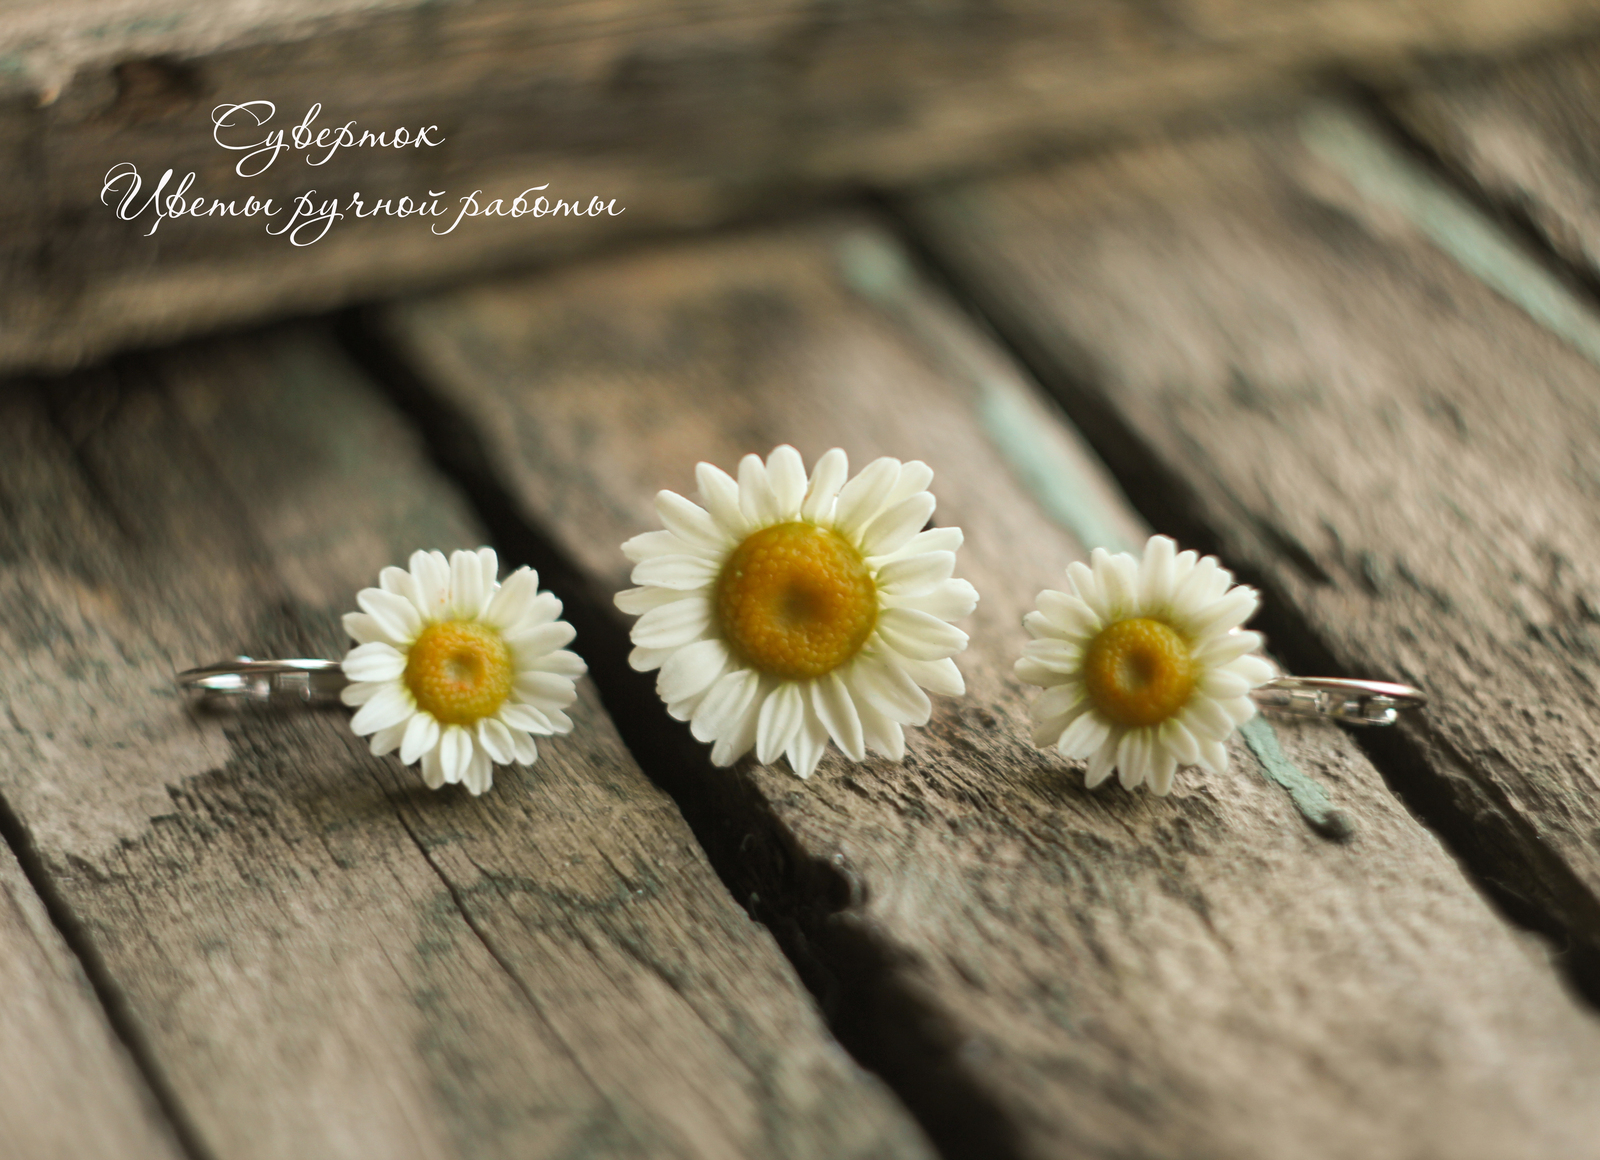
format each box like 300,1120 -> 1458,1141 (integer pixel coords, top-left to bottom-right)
1250,676 -> 1425,726
177,657 -> 349,706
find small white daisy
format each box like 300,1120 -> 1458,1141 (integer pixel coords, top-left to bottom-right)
615,445 -> 978,778
339,548 -> 586,795
1017,535 -> 1276,795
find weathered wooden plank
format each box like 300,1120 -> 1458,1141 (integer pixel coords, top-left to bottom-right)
380,218 -> 1600,1160
0,333 -> 932,1159
906,105 -> 1600,995
1387,40 -> 1600,285
8,0 -> 1600,376
0,836 -> 186,1160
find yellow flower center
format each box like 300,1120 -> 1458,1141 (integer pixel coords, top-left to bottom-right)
403,620 -> 515,726
1083,617 -> 1196,729
715,522 -> 878,680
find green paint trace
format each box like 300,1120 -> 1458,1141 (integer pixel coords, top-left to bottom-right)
1241,717 -> 1353,840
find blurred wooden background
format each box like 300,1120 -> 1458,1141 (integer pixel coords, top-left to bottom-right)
9,3 -> 1600,1158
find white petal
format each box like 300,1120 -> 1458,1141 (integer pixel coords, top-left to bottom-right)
657,638 -> 731,704
483,567 -> 543,630
1187,586 -> 1260,639
629,596 -> 711,650
342,642 -> 405,683
1057,711 -> 1111,759
1197,737 -> 1230,774
1091,548 -> 1139,619
400,712 -> 442,764
439,726 -> 473,784
477,717 -> 516,765
696,462 -> 749,538
856,695 -> 905,760
632,554 -> 720,591
1035,589 -> 1102,640
499,702 -> 559,736
1015,657 -> 1073,688
340,680 -> 381,707
629,645 -> 676,672
812,672 -> 865,761
1193,629 -> 1265,667
852,658 -> 932,725
420,746 -> 446,789
1084,735 -> 1120,788
1219,696 -> 1258,726
623,529 -> 712,564
885,460 -> 935,508
379,565 -> 423,612
756,682 -> 806,765
449,549 -> 490,620
1148,750 -> 1178,796
357,588 -> 422,644
656,490 -> 724,551
891,579 -> 978,622
513,672 -> 580,709
860,492 -> 936,559
1117,730 -> 1149,790
1137,535 -> 1179,613
766,445 -> 808,518
1065,560 -> 1108,620
409,550 -> 451,620
833,457 -> 901,540
875,551 -> 955,595
800,448 -> 849,522
901,526 -> 963,556
1171,557 -> 1227,621
368,721 -> 408,758
615,585 -> 688,615
1226,654 -> 1277,687
1159,717 -> 1201,766
708,680 -> 763,767
1018,637 -> 1083,674
785,706 -> 831,779
503,620 -> 577,657
691,669 -> 761,747
736,454 -> 781,527
350,683 -> 415,735
899,656 -> 964,697
875,607 -> 968,662
342,611 -> 403,647
1200,669 -> 1251,699
525,650 -> 587,679
1182,696 -> 1236,741
511,731 -> 539,764
463,745 -> 494,796
1030,682 -> 1085,723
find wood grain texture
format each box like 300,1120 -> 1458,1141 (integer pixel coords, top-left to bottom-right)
0,332 -> 931,1159
0,838 -> 186,1160
8,0 -> 1600,375
380,217 -> 1600,1160
1388,39 -> 1600,283
907,104 -> 1600,997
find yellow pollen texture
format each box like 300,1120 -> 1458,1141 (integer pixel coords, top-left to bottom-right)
403,620 -> 515,726
715,522 -> 877,680
1083,617 -> 1197,729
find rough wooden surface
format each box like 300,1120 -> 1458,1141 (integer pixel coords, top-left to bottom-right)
907,106 -> 1600,992
380,218 -> 1600,1160
9,0 -> 1600,375
0,836 -> 185,1160
1388,40 -> 1600,283
0,333 -> 931,1159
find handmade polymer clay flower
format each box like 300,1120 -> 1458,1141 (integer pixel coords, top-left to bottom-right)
615,445 -> 978,778
340,548 -> 585,795
1017,535 -> 1275,795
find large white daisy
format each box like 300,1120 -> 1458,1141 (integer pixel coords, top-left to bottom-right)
1017,535 -> 1276,795
615,445 -> 978,778
340,548 -> 586,795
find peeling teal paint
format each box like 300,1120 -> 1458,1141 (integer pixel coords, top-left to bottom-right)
1302,105 -> 1600,372
1241,717 -> 1352,840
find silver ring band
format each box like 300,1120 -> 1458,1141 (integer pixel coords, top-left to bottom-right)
1250,676 -> 1426,726
177,657 -> 350,705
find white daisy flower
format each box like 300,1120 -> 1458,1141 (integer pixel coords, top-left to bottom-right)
615,445 -> 978,779
1017,535 -> 1276,795
339,548 -> 586,796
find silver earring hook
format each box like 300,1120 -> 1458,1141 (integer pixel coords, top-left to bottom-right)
177,657 -> 349,706
1250,676 -> 1425,726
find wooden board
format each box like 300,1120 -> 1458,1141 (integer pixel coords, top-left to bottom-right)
8,0 -> 1600,376
379,217 -> 1600,1159
0,836 -> 186,1160
0,331 -> 931,1159
1387,39 -> 1600,286
906,105 -> 1600,996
